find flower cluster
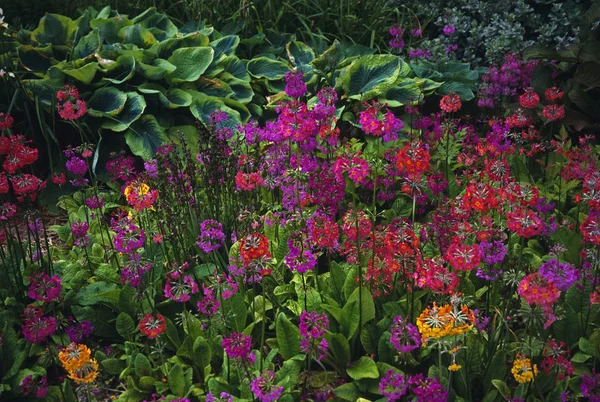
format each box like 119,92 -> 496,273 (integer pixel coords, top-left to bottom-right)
21,305 -> 57,343
222,332 -> 255,365
57,85 -> 87,120
390,315 -> 421,353
59,343 -> 99,384
416,302 -> 475,343
511,353 -> 538,384
299,310 -> 329,361
139,313 -> 167,339
27,272 -> 61,302
250,370 -> 284,402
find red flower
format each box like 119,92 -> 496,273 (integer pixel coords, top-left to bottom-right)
396,141 -> 430,176
239,233 -> 270,265
544,86 -> 564,102
52,173 -> 67,186
138,313 -> 166,339
446,242 -> 481,271
519,88 -> 540,109
0,113 -> 14,130
440,93 -> 462,113
542,104 -> 565,121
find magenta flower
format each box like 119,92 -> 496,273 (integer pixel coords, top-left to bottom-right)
284,70 -> 306,98
390,315 -> 421,353
379,370 -> 408,401
250,371 -> 284,402
222,332 -> 255,364
28,272 -> 61,303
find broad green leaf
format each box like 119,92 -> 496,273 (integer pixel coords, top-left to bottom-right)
381,79 -> 423,106
74,29 -> 101,59
87,87 -> 128,117
90,16 -> 134,44
327,333 -> 350,367
125,115 -> 168,160
334,382 -> 360,401
193,336 -> 212,375
340,300 -> 360,339
276,312 -> 300,359
136,11 -> 178,38
189,92 -> 242,129
18,45 -> 53,72
168,364 -> 185,397
136,58 -> 176,80
100,54 -> 136,84
167,46 -> 214,83
31,14 -> 77,46
439,81 -> 475,101
247,57 -> 290,80
62,62 -> 99,85
222,292 -> 247,331
210,35 -> 240,61
102,92 -> 147,132
341,54 -> 401,100
116,312 -> 136,340
160,88 -> 193,109
346,356 -> 379,380
492,380 -> 512,400
286,41 -> 315,66
134,354 -> 152,377
483,350 -> 506,393
118,25 -> 158,48
101,358 -> 126,376
347,287 -> 376,324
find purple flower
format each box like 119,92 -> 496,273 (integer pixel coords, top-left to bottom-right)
164,274 -> 199,303
197,219 -> 225,253
121,253 -> 152,287
144,159 -> 159,179
28,272 -> 61,302
66,320 -> 94,343
389,24 -> 403,37
197,285 -> 220,316
390,315 -> 421,353
66,157 -> 88,176
478,240 -> 507,265
70,221 -> 88,237
85,195 -> 104,210
284,70 -> 306,98
581,371 -> 600,401
222,332 -> 255,363
206,392 -> 233,402
443,25 -> 456,35
409,49 -> 432,59
250,371 -> 284,402
379,370 -> 408,401
20,375 -> 48,398
299,310 -> 329,361
539,258 -> 580,291
478,97 -> 494,108
409,374 -> 448,402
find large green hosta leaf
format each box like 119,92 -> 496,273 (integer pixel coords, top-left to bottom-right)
125,115 -> 168,160
381,78 -> 423,106
189,92 -> 243,129
90,16 -> 134,44
18,45 -> 53,72
136,58 -> 176,80
286,41 -> 315,66
61,62 -> 99,85
87,87 -> 128,116
167,46 -> 214,83
118,25 -> 158,48
340,54 -> 402,100
134,9 -> 178,38
99,54 -> 136,84
73,29 -> 101,60
102,92 -> 146,132
31,14 -> 78,46
247,57 -> 290,80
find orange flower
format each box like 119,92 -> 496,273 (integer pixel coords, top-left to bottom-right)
59,343 -> 91,372
67,359 -> 99,384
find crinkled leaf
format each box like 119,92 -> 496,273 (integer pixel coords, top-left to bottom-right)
276,312 -> 300,359
74,29 -> 101,59
346,356 -> 379,380
125,115 -> 168,160
247,56 -> 290,80
341,54 -> 402,100
102,92 -> 146,132
87,87 -> 128,117
167,46 -> 214,83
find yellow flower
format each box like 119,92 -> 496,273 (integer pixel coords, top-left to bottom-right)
67,359 -> 99,384
448,364 -> 462,372
511,354 -> 538,383
59,343 -> 91,372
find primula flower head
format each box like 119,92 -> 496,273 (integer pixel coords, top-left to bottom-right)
511,353 -> 538,383
139,313 -> 167,339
